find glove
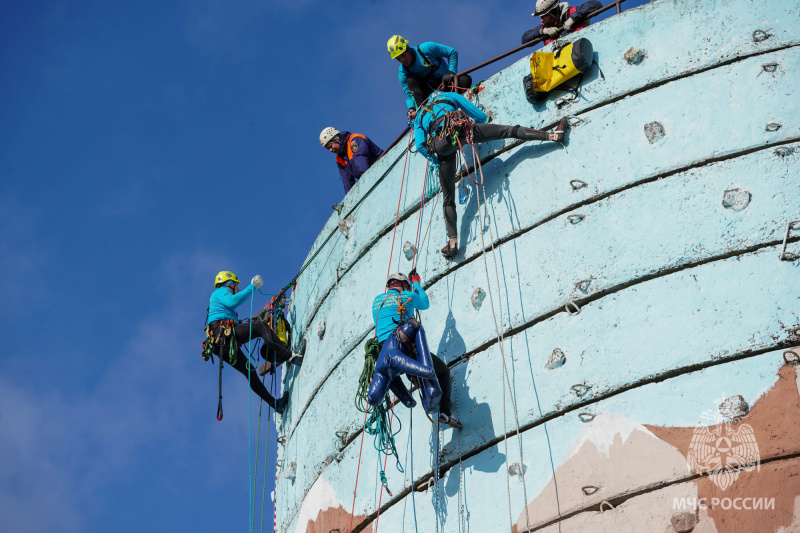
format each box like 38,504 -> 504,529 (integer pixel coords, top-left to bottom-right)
251,275 -> 263,289
542,26 -> 560,38
407,108 -> 417,121
563,17 -> 576,31
408,268 -> 421,285
441,71 -> 456,88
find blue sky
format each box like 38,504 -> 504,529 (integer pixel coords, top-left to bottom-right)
0,1 -> 645,531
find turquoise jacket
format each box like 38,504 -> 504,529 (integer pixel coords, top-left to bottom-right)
398,42 -> 459,109
412,91 -> 487,161
372,282 -> 429,343
206,283 -> 255,326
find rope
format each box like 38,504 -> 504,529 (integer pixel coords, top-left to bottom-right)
461,139 -> 532,533
373,402 -> 398,531
348,410 -> 370,533
386,132 -> 414,278
247,289 -> 255,533
410,406 -> 419,533
356,339 -> 380,413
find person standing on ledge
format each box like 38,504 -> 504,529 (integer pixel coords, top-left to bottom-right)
413,89 -> 569,258
204,271 -> 306,414
320,127 -> 384,196
521,0 -> 602,45
387,35 -> 473,122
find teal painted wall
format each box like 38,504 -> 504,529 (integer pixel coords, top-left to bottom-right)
275,0 -> 800,531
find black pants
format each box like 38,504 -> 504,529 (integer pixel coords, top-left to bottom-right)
406,73 -> 473,108
433,123 -> 548,238
211,321 -> 292,409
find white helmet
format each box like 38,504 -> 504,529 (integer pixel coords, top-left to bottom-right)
386,272 -> 409,287
319,127 -> 340,147
533,0 -> 559,16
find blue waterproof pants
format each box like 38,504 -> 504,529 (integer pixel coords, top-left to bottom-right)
367,323 -> 443,414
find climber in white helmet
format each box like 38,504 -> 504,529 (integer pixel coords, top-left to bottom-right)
319,127 -> 384,196
521,0 -> 602,45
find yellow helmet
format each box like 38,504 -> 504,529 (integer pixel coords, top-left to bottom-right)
214,271 -> 239,287
387,35 -> 409,59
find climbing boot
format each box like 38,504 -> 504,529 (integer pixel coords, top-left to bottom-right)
438,412 -> 463,430
274,392 -> 290,414
441,237 -> 458,259
548,117 -> 570,143
258,361 -> 273,377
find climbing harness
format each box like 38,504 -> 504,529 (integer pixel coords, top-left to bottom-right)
200,318 -> 238,421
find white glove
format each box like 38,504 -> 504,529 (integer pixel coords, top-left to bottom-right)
542,26 -> 560,38
563,17 -> 576,31
251,275 -> 263,289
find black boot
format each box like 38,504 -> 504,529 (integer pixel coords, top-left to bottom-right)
274,392 -> 290,414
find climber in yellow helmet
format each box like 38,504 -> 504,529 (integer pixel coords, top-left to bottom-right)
387,35 -> 473,121
204,271 -> 306,414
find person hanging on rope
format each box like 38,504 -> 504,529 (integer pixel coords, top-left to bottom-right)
521,0 -> 602,45
367,271 -> 462,429
319,127 -> 384,196
387,35 -> 473,122
413,89 -> 569,258
204,271 -> 306,414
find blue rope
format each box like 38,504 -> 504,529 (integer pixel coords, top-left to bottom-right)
425,162 -> 440,201
410,407 -> 419,533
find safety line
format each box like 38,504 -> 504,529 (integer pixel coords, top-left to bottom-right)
386,133 -> 414,278
247,289 -> 255,533
348,410 -> 370,533
464,139 -> 532,532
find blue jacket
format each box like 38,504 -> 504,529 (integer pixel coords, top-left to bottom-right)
412,91 -> 487,161
398,42 -> 459,110
206,283 -> 255,326
372,282 -> 429,343
336,131 -> 384,194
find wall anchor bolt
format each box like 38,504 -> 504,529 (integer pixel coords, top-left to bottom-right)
317,321 -> 326,340
578,412 -> 596,423
565,299 -> 582,316
774,147 -> 795,158
599,500 -> 615,513
581,485 -> 600,495
570,179 -> 588,191
277,435 -> 287,445
567,214 -> 585,225
752,29 -> 772,42
784,349 -> 800,365
571,383 -> 593,397
765,122 -> 782,132
780,221 -> 800,261
576,279 -> 592,293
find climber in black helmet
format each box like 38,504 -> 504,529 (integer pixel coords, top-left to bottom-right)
204,270 -> 306,414
521,0 -> 602,45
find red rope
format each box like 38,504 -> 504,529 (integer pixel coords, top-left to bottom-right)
411,159 -> 430,270
347,410 -> 369,533
455,135 -> 484,186
374,405 -> 396,532
386,133 -> 413,278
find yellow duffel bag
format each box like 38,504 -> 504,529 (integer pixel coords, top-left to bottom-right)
529,38 -> 594,93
